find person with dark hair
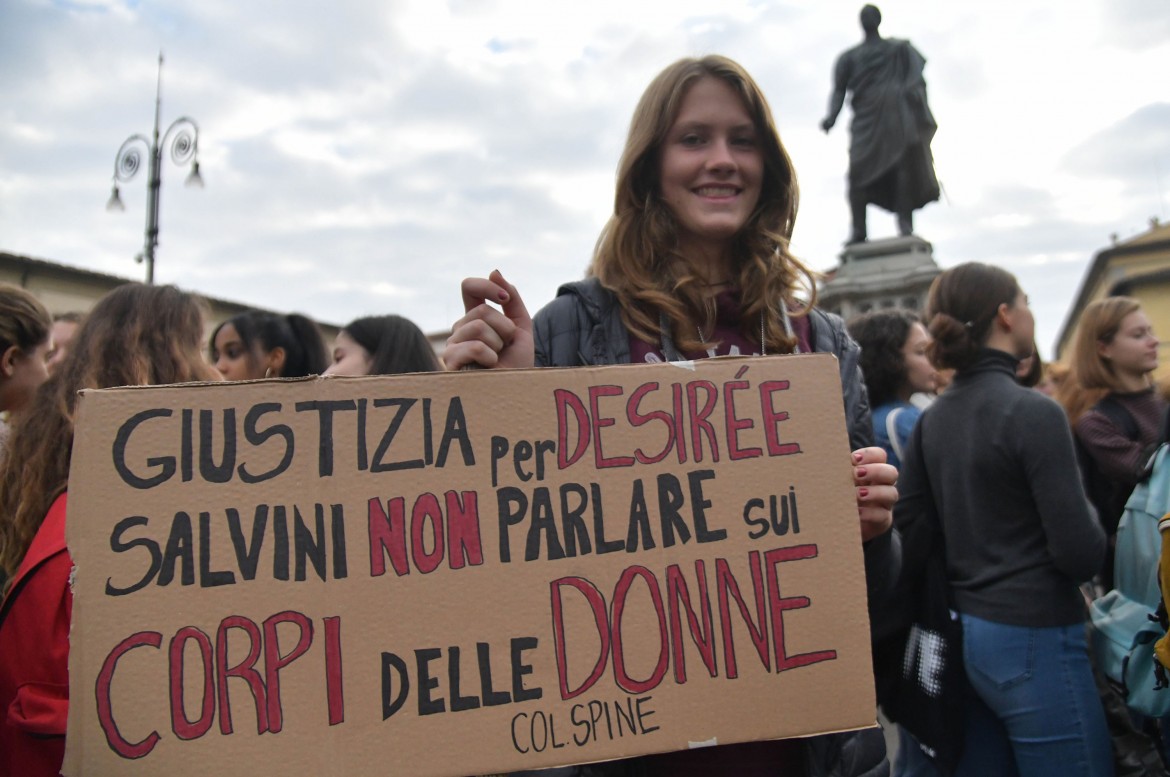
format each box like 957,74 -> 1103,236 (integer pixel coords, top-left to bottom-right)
1015,341 -> 1043,389
46,312 -> 82,376
209,310 -> 328,380
323,314 -> 441,376
894,262 -> 1110,775
446,55 -> 899,776
0,285 -> 52,428
0,283 -> 218,777
848,309 -> 937,468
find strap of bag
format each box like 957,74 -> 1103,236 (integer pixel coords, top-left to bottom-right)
885,407 -> 905,464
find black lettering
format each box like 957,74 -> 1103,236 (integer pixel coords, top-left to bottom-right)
625,479 -> 656,553
294,506 -> 327,582
689,470 -> 726,543
415,648 -> 445,715
478,642 -> 512,706
295,400 -> 358,476
112,408 -> 175,489
381,653 -> 409,719
525,488 -> 565,562
158,512 -> 194,586
199,408 -> 236,483
273,506 -> 290,581
510,637 -> 542,703
658,473 -> 692,547
227,505 -> 267,581
330,504 -> 348,579
436,397 -> 475,467
560,483 -> 592,557
238,403 -> 294,484
198,512 -> 235,587
105,516 -> 161,596
371,399 -> 423,472
593,483 -> 624,554
448,646 -> 481,712
496,487 -> 527,563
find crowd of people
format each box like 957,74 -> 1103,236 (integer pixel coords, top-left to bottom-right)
0,51 -> 1163,777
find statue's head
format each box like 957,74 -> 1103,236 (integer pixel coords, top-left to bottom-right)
860,5 -> 881,33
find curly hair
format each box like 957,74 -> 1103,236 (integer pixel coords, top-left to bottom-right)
925,263 -> 1020,373
0,284 -> 218,587
847,309 -> 920,407
591,55 -> 817,355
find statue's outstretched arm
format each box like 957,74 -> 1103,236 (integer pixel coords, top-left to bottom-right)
821,54 -> 850,132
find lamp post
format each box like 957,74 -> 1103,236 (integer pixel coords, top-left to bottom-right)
106,52 -> 203,285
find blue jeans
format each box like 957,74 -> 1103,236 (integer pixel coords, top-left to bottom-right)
957,614 -> 1113,777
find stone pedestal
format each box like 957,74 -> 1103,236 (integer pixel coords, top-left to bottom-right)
817,235 -> 941,320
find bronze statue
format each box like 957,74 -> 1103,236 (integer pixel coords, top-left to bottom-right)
822,5 -> 940,244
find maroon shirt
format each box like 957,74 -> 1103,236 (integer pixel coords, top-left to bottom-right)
629,289 -> 812,364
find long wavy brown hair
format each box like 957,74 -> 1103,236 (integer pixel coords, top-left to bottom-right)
1057,296 -> 1145,424
591,55 -> 816,355
0,284 -> 217,587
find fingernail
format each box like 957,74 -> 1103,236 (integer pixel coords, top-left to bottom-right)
498,290 -> 509,302
858,487 -> 869,498
856,466 -> 867,478
852,452 -> 863,463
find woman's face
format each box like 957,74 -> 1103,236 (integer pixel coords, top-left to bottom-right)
323,331 -> 373,377
213,323 -> 263,381
658,76 -> 763,265
2,339 -> 52,414
1100,310 -> 1159,378
902,322 -> 937,397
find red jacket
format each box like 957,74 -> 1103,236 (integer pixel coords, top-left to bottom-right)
0,493 -> 70,777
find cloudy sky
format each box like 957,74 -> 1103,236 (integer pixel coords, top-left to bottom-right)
2,0 -> 1167,358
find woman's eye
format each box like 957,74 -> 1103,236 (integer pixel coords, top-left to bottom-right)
732,136 -> 756,147
681,134 -> 704,146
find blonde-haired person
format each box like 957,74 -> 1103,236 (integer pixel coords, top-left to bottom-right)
446,55 -> 898,776
1058,296 -> 1164,585
0,284 -> 218,777
0,285 -> 53,455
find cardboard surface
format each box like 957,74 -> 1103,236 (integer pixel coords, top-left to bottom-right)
63,354 -> 875,776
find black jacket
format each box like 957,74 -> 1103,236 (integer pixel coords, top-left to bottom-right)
519,278 -> 896,777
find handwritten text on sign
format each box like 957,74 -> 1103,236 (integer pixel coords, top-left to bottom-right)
64,355 -> 875,777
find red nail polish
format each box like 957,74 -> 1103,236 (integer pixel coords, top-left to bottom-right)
856,466 -> 867,478
858,487 -> 869,498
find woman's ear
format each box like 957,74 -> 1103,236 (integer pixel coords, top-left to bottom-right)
266,346 -> 287,377
0,345 -> 20,378
995,302 -> 1013,332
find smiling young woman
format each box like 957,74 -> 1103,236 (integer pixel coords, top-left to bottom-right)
445,55 -> 899,777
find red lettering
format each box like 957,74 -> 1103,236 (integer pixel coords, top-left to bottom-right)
169,627 -> 214,740
760,381 -> 800,456
445,490 -> 483,569
589,385 -> 634,468
667,561 -> 717,683
555,389 -> 590,468
262,611 -> 314,733
764,545 -> 836,671
627,381 -> 675,465
368,496 -> 409,577
96,631 -> 163,759
611,566 -> 669,693
686,380 -> 720,463
324,616 -> 345,726
716,552 -> 771,678
550,577 -> 610,699
410,492 -> 444,574
216,615 -> 268,735
724,380 -> 762,460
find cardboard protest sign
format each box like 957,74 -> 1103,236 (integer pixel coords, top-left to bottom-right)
63,354 -> 876,776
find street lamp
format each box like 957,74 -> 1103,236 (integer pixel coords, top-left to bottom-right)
107,52 -> 203,285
